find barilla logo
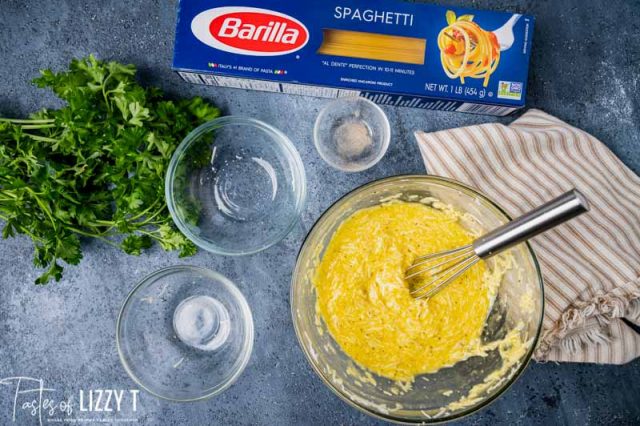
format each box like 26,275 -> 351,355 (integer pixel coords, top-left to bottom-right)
191,7 -> 309,56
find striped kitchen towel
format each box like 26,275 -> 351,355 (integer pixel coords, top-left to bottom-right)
415,109 -> 640,364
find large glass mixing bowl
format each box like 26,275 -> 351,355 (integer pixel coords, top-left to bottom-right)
291,175 -> 544,423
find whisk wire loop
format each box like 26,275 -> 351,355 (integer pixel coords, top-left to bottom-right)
405,245 -> 474,280
408,250 -> 479,299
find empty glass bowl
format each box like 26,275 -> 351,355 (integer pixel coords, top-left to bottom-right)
291,175 -> 544,423
116,265 -> 253,401
166,117 -> 306,255
314,97 -> 390,172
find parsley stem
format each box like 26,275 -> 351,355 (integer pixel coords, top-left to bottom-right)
2,188 -> 44,197
66,226 -> 119,248
137,229 -> 164,242
136,206 -> 165,225
21,227 -> 46,243
128,198 -> 161,222
22,133 -> 59,143
86,221 -> 115,232
20,124 -> 57,130
91,219 -> 116,225
0,118 -> 55,124
102,74 -> 113,113
26,189 -> 57,232
0,190 -> 17,199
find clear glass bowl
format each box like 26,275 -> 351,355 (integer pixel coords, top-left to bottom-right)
314,97 -> 390,172
116,265 -> 254,402
291,175 -> 544,423
166,116 -> 306,255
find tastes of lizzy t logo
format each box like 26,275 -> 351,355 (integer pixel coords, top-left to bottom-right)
0,376 -> 140,425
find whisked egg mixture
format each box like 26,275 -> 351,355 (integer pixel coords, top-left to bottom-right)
314,200 -> 512,382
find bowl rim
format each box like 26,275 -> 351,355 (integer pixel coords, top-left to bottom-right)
116,264 -> 255,402
289,174 -> 545,424
313,96 -> 391,173
165,116 -> 307,256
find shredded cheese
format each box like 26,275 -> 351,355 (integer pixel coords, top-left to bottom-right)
314,201 -> 505,381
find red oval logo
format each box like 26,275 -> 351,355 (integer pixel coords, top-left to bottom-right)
191,7 -> 309,56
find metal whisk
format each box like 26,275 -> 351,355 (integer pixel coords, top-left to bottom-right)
406,189 -> 590,299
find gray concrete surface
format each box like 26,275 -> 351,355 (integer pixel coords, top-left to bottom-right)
1,0 -> 639,424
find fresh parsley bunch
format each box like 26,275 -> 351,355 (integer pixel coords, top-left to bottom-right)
0,55 -> 220,284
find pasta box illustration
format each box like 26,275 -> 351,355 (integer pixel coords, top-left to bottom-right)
173,0 -> 534,115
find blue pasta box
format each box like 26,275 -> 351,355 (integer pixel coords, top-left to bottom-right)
173,0 -> 534,116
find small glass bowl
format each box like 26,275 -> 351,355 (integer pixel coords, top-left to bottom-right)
166,116 -> 306,255
313,97 -> 390,172
116,265 -> 254,402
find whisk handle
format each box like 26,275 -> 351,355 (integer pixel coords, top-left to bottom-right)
473,189 -> 590,259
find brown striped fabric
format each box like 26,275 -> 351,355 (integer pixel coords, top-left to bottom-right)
415,109 -> 640,364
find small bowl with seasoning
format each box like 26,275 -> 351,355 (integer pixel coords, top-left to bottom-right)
313,97 -> 391,172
